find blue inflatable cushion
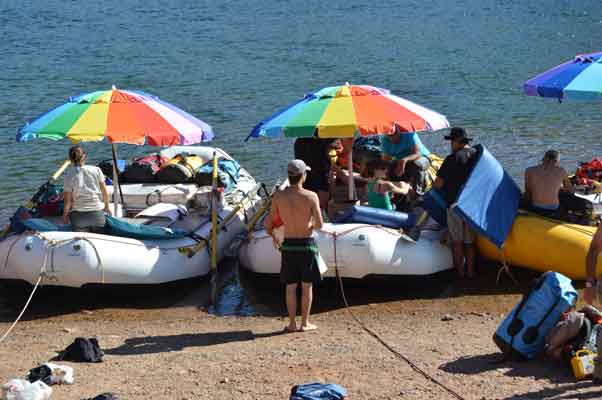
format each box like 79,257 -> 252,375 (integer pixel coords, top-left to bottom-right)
104,216 -> 188,240
334,205 -> 416,229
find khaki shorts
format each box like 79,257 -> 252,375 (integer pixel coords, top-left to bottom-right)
447,207 -> 475,244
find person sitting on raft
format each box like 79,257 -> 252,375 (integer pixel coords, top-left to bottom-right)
366,159 -> 411,210
381,124 -> 431,193
524,150 -> 573,219
63,145 -> 111,232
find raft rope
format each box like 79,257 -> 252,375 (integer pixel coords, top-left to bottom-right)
0,235 -> 50,345
328,228 -> 467,400
0,232 -> 107,346
496,249 -> 519,286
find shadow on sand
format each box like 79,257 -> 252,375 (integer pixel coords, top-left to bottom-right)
440,353 -> 602,399
0,256 -> 549,322
104,330 -> 285,356
238,258 -> 544,316
501,383 -> 600,400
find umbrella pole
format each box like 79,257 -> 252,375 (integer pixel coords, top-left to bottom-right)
111,143 -> 121,216
347,142 -> 354,201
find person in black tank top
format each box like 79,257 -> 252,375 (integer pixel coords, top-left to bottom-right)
433,128 -> 478,279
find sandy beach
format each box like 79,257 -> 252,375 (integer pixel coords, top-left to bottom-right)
0,262 -> 599,400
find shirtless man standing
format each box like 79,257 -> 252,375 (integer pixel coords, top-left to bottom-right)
524,150 -> 573,218
264,159 -> 324,332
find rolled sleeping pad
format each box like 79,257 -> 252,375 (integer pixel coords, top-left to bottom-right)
334,205 -> 416,229
157,154 -> 205,183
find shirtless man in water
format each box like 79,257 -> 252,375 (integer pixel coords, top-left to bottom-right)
264,159 -> 324,332
524,150 -> 573,218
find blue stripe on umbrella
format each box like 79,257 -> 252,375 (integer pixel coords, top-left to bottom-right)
524,52 -> 602,100
246,94 -> 315,140
17,101 -> 76,142
564,61 -> 602,100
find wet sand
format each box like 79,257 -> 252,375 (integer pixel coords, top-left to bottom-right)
0,260 -> 600,399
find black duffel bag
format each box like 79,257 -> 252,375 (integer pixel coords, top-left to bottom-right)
121,154 -> 168,183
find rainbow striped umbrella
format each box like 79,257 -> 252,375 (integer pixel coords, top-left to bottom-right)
524,52 -> 602,101
17,87 -> 213,146
248,83 -> 449,139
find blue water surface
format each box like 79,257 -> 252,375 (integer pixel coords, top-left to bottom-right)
1,0 -> 602,221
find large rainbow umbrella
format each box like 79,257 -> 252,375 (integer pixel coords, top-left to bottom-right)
17,87 -> 214,214
248,83 -> 449,139
17,87 -> 213,146
524,52 -> 602,101
248,83 -> 449,199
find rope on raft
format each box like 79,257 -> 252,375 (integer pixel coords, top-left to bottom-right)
0,232 -> 106,346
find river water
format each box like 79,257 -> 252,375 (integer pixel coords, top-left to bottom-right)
2,1 -> 602,221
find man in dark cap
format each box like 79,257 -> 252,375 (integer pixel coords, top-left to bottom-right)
433,127 -> 478,279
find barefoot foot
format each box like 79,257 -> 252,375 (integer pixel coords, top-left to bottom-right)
300,323 -> 318,332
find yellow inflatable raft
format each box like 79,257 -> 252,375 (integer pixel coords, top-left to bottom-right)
476,213 -> 601,280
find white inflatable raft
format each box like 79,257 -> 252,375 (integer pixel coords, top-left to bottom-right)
239,223 -> 453,279
0,146 -> 262,288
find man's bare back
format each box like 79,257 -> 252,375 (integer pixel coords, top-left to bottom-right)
525,164 -> 571,207
266,186 -> 323,238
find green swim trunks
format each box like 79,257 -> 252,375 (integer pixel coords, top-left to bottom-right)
280,238 -> 322,284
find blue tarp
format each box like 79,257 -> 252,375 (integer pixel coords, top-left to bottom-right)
452,144 -> 521,248
422,189 -> 448,227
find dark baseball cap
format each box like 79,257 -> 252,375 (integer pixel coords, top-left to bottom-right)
444,127 -> 472,143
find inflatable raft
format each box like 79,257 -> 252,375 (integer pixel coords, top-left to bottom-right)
477,212 -> 601,280
0,146 -> 262,287
239,222 -> 453,279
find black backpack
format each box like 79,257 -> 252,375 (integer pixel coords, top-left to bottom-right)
82,393 -> 119,400
26,364 -> 52,385
58,337 -> 104,363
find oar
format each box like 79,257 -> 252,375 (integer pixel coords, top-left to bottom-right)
209,152 -> 219,306
1,159 -> 71,237
244,180 -> 284,236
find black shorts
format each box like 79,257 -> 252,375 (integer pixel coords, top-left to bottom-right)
280,238 -> 322,284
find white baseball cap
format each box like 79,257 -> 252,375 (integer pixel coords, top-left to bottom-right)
287,159 -> 311,175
